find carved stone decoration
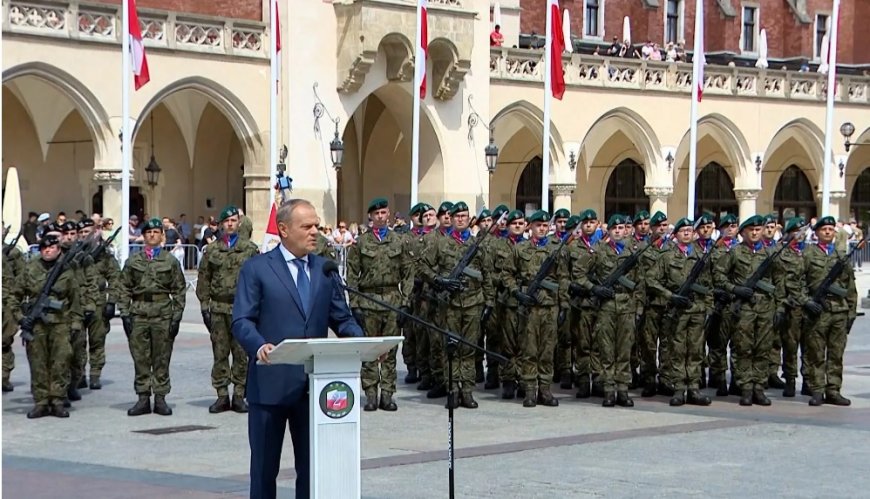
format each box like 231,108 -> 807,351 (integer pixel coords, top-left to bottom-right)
816,190 -> 847,200
550,183 -> 576,196
644,186 -> 674,198
78,11 -> 115,38
8,3 -> 67,31
433,60 -> 471,101
232,28 -> 263,52
734,188 -> 761,201
93,170 -> 123,183
141,18 -> 166,43
338,51 -> 377,94
176,22 -> 222,48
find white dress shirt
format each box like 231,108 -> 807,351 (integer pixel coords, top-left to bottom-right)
279,243 -> 310,285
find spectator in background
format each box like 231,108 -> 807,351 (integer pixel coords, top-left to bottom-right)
56,212 -> 68,225
333,221 -> 355,248
22,211 -> 39,245
641,40 -> 653,59
665,42 -> 677,62
128,215 -> 144,244
849,219 -> 864,270
91,212 -> 103,228
36,212 -> 51,241
74,209 -> 87,221
650,43 -> 663,61
177,213 -> 192,243
201,217 -> 218,248
194,215 -> 205,248
490,24 -> 504,47
675,41 -> 686,62
162,217 -> 185,266
607,36 -> 621,57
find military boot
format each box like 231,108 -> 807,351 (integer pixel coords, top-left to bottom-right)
752,386 -> 771,406
808,393 -> 825,406
657,381 -> 676,397
602,392 -> 616,407
484,365 -> 500,390
516,385 -> 526,399
475,362 -> 485,383
537,389 -> 559,407
379,391 -> 398,411
459,391 -> 479,409
404,367 -> 420,384
825,393 -> 852,406
153,395 -> 172,416
782,378 -> 796,398
2,378 -> 13,392
559,371 -> 573,390
209,396 -> 231,414
669,392 -> 685,406
89,374 -> 102,390
738,389 -> 753,406
686,389 -> 712,406
575,374 -> 591,399
641,382 -> 657,398
26,405 -> 51,419
699,374 -> 707,389
127,395 -> 152,416
728,378 -> 742,396
77,377 -> 88,389
522,389 -> 537,408
426,384 -> 448,399
67,384 -> 82,402
417,377 -> 433,391
231,395 -> 249,413
707,373 -> 720,390
51,403 -> 70,418
616,391 -> 634,407
767,374 -> 786,389
629,370 -> 640,389
800,380 -> 812,396
501,380 -> 517,400
364,390 -> 378,411
591,379 -> 605,398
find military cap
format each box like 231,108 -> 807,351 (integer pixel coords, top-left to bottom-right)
784,216 -> 805,234
39,234 -> 60,249
450,201 -> 469,216
763,213 -> 777,226
718,213 -> 738,228
77,219 -> 95,230
367,197 -> 389,213
60,221 -> 77,233
527,210 -> 549,223
607,214 -> 626,227
420,203 -> 435,214
408,203 -> 424,217
650,211 -> 667,226
507,210 -> 525,223
492,204 -> 510,219
478,209 -> 492,220
553,208 -> 570,220
142,218 -> 164,232
633,210 -> 651,224
673,217 -> 693,232
437,201 -> 454,215
565,215 -> 582,231
578,209 -> 598,221
738,215 -> 764,233
696,212 -> 715,226
45,222 -> 62,234
219,205 -> 241,222
814,215 -> 836,230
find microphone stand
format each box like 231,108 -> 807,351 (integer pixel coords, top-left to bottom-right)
326,268 -> 506,499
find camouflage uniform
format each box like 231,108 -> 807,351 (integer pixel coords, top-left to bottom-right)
63,234 -> 99,396
238,215 -> 253,241
2,244 -> 25,390
196,233 -> 259,401
774,238 -> 807,395
83,244 -> 121,387
314,232 -> 337,261
491,228 -> 525,397
567,230 -> 600,397
420,223 -> 453,394
403,203 -> 436,387
707,236 -> 739,393
638,235 -> 670,394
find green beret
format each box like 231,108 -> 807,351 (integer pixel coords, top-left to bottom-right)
143,218 -> 164,232
696,212 -> 715,226
607,214 -> 625,227
478,209 -> 492,220
437,201 -> 454,215
565,215 -> 582,231
673,217 -> 693,232
527,210 -> 549,223
553,208 -> 570,220
650,211 -> 667,226
718,213 -> 738,228
419,203 -> 435,214
492,204 -> 510,219
450,201 -> 469,216
219,205 -> 241,222
367,197 -> 389,213
814,216 -> 836,230
784,216 -> 805,233
507,210 -> 525,223
763,214 -> 777,226
633,210 -> 650,224
408,203 -> 424,217
578,209 -> 598,221
77,219 -> 95,230
738,215 -> 764,233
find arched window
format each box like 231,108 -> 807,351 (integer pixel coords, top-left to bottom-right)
851,167 -> 870,223
515,156 -> 553,214
696,162 -> 738,219
604,159 -> 647,219
774,165 -> 816,221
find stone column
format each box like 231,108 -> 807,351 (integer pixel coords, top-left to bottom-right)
734,188 -> 761,222
245,170 -> 272,241
94,170 -> 122,224
644,186 -> 673,217
822,190 -> 848,220
550,183 -> 575,212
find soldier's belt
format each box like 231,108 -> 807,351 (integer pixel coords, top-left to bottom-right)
132,293 -> 171,302
753,280 -> 775,294
211,294 -> 236,304
360,286 -> 399,294
45,299 -> 64,311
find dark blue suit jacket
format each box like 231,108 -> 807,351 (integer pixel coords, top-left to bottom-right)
232,246 -> 363,407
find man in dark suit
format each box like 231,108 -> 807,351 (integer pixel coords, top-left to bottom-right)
232,198 -> 363,499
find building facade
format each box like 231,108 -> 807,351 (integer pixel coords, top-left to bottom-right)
2,0 -> 869,237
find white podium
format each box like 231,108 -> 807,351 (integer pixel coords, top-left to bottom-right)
267,336 -> 403,499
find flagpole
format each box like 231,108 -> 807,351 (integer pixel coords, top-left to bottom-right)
120,0 -> 131,266
411,0 -> 423,207
269,0 -> 278,208
541,1 -> 553,214
821,0 -> 840,217
687,0 -> 702,219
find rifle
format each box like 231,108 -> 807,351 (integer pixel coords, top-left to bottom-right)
662,244 -> 714,332
19,239 -> 93,342
730,225 -> 807,315
520,224 -> 581,302
594,239 -> 653,299
809,231 -> 868,306
90,226 -> 123,260
3,227 -> 23,257
435,211 -> 508,295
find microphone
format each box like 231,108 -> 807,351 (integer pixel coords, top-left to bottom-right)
323,260 -> 341,277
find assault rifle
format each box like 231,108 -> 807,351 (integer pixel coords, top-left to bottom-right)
808,231 -> 868,307
90,225 -> 123,261
434,211 -> 508,295
518,224 -> 581,304
3,226 -> 22,257
593,239 -> 653,301
661,244 -> 714,331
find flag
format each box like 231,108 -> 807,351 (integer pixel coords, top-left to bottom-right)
275,0 -> 281,91
417,0 -> 428,99
326,389 -> 348,411
692,0 -> 705,102
127,0 -> 150,90
547,0 -> 565,100
261,195 -> 281,252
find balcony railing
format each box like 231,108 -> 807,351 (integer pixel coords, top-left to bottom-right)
2,0 -> 269,59
490,47 -> 870,105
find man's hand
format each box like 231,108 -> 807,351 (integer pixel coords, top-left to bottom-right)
201,310 -> 212,331
568,283 -> 586,298
258,343 -> 276,364
435,277 -> 462,293
480,305 -> 494,326
122,316 -> 133,337
18,316 -> 35,333
803,300 -> 823,316
670,294 -> 691,309
732,286 -> 754,300
396,306 -> 411,329
103,302 -> 116,320
591,285 -> 614,300
514,289 -> 537,307
169,320 -> 181,339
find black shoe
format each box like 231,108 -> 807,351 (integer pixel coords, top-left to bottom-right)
404,367 -> 420,384
417,377 -> 433,391
77,377 -> 88,389
729,380 -> 742,396
602,392 -> 616,407
459,392 -> 479,409
445,392 -> 460,409
516,386 -> 526,399
657,382 -> 676,397
767,374 -> 786,389
808,393 -> 825,406
669,394 -> 685,406
641,383 -> 657,398
553,371 -> 561,383
501,381 -> 517,400
364,392 -> 378,411
51,403 -> 70,418
687,389 -> 712,406
783,378 -> 796,398
231,395 -> 249,413
523,391 -> 537,408
127,395 -> 151,416
26,405 -> 51,419
426,385 -> 448,399
537,390 -> 559,407
89,375 -> 102,390
752,387 -> 771,406
209,396 -> 231,414
739,390 -> 753,406
825,393 -> 851,406
67,385 -> 82,402
475,363 -> 485,383
2,379 -> 13,392
62,398 -> 71,408
801,381 -> 812,396
616,391 -> 634,407
559,371 -> 573,390
153,395 -> 172,415
484,369 -> 500,390
575,379 -> 591,399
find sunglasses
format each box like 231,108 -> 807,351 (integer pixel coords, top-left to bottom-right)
339,225 -> 346,229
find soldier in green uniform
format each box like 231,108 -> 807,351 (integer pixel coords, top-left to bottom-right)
403,202 -> 437,386
714,215 -> 780,406
775,217 -> 808,397
575,215 -> 645,407
11,235 -> 82,418
491,209 -> 525,399
481,204 -> 510,390
419,201 -> 454,399
652,218 -> 712,406
346,198 -> 412,412
566,209 -> 601,398
474,208 -> 495,383
420,202 -> 493,409
801,216 -> 857,406
706,213 -> 741,395
760,214 -> 787,390
549,208 -> 574,387
238,210 -> 253,241
629,210 -> 651,387
59,220 -> 97,402
314,231 -> 337,261
2,232 -> 26,392
119,218 -> 187,416
638,210 -> 671,396
197,206 -> 260,413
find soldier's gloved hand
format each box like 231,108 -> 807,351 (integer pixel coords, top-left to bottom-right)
847,317 -> 855,335
103,302 -> 116,320
568,283 -> 585,298
713,289 -> 731,302
732,286 -> 754,300
396,306 -> 411,329
514,289 -> 537,307
18,317 -> 35,333
169,320 -> 181,339
480,305 -> 493,325
670,294 -> 691,309
557,307 -> 568,326
803,300 -> 823,316
591,285 -> 614,300
351,309 -> 366,331
201,310 -> 212,330
84,311 -> 95,323
773,310 -> 786,328
435,277 -> 462,293
122,316 -> 133,338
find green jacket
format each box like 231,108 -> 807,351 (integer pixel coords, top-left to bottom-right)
641,237 -> 672,308
802,243 -> 857,319
196,237 -> 259,314
567,234 -> 598,309
346,228 -> 412,310
573,239 -> 646,315
652,243 -> 713,315
118,249 -> 187,321
504,236 -> 568,308
491,235 -> 523,307
419,228 -> 494,309
92,247 -> 122,306
11,258 -> 83,330
239,215 -> 253,241
775,245 -> 806,313
314,233 -> 337,261
3,245 -> 25,278
713,242 -> 781,312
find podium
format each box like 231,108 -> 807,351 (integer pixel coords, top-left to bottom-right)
267,336 -> 404,499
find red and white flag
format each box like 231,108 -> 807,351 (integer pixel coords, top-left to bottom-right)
547,0 -> 565,100
417,0 -> 429,99
127,0 -> 150,90
261,197 -> 281,252
692,0 -> 705,102
274,0 -> 281,92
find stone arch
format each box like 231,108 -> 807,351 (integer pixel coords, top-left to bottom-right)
428,37 -> 468,100
844,127 -> 870,218
378,32 -> 414,82
2,61 -> 111,162
491,100 -> 567,174
759,118 -> 825,215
